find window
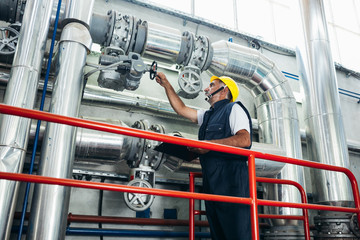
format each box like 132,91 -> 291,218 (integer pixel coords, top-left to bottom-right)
324,0 -> 360,72
141,0 -> 360,72
145,0 -> 192,14
195,0 -> 235,28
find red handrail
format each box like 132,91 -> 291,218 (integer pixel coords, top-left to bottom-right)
256,177 -> 310,240
0,103 -> 359,240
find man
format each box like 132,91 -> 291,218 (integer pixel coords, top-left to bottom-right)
155,72 -> 252,240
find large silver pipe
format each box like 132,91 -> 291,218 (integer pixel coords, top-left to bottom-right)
3,74 -> 360,154
28,119 -> 136,164
142,22 -> 182,65
27,3 -> 93,237
0,0 -> 55,239
296,0 -> 352,204
28,121 -> 286,176
207,40 -> 304,225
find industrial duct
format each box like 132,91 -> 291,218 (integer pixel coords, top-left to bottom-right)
0,0 -> 55,239
27,1 -> 94,239
296,0 -> 353,204
2,0 -> 355,238
207,40 -> 304,226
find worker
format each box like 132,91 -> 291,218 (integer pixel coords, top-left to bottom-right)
155,72 -> 252,240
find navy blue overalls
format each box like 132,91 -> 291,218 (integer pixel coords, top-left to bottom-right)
198,99 -> 252,240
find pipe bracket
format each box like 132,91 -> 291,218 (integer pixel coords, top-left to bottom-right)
60,23 -> 92,52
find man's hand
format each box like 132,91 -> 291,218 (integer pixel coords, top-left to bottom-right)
187,146 -> 210,155
155,72 -> 170,88
187,140 -> 213,155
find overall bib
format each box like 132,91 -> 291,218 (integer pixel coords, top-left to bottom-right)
198,99 -> 252,240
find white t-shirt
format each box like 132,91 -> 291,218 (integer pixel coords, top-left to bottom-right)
197,104 -> 250,135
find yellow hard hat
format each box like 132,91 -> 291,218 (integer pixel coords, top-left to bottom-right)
210,75 -> 239,102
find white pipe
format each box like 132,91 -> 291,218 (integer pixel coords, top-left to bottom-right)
296,0 -> 353,204
0,0 -> 55,239
27,1 -> 94,237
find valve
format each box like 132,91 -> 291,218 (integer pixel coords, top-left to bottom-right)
96,52 -> 156,91
149,61 -> 157,80
124,179 -> 154,211
124,167 -> 155,211
0,26 -> 19,55
177,66 -> 203,99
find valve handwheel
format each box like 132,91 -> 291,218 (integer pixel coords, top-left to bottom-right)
178,68 -> 202,95
149,61 -> 157,80
0,27 -> 19,55
124,179 -> 155,211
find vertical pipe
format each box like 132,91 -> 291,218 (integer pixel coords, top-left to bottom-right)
296,0 -> 353,204
17,1 -> 63,239
27,1 -> 93,238
248,154 -> 259,240
0,0 -> 55,239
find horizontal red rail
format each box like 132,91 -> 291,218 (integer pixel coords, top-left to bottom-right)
1,103 -> 358,193
0,171 -> 252,205
1,103 -> 360,239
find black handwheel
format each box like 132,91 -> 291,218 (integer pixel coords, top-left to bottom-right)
149,61 -> 157,80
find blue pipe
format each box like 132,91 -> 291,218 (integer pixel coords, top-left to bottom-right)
339,91 -> 360,101
17,1 -> 63,239
280,71 -> 360,102
13,226 -> 211,238
339,87 -> 360,96
66,228 -> 211,238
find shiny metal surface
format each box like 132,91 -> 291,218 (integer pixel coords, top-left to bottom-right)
208,40 -> 304,225
143,22 -> 182,65
297,0 -> 353,203
0,0 -> 54,239
76,120 -> 133,163
27,19 -> 92,239
63,0 -> 94,28
28,119 -> 134,164
60,22 -> 92,50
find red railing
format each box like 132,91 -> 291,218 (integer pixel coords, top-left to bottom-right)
0,103 -> 359,239
189,173 -> 311,240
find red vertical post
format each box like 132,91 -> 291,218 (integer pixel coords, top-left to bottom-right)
189,173 -> 195,240
299,184 -> 311,240
248,154 -> 259,240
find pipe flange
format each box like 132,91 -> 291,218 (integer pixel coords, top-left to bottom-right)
0,26 -> 19,55
110,12 -> 135,54
128,120 -> 148,168
147,124 -> 165,170
314,212 -> 357,238
350,213 -> 360,237
132,20 -> 148,55
60,22 -> 92,51
176,31 -> 194,65
124,179 -> 154,211
188,35 -> 211,71
104,10 -> 116,47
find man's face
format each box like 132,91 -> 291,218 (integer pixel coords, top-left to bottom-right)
204,79 -> 226,105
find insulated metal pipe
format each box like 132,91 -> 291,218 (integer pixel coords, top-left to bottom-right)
207,40 -> 304,225
0,0 -> 54,239
296,0 -> 353,204
28,120 -> 284,176
142,22 -> 182,65
27,4 -> 93,237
